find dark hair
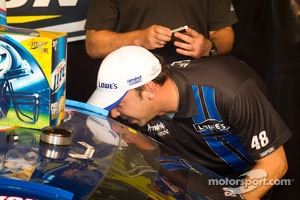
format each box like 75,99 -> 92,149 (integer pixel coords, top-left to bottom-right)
135,54 -> 169,97
152,54 -> 170,85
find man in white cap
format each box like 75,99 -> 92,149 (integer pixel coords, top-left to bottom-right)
87,46 -> 292,200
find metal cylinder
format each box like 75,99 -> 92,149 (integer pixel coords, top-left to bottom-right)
40,126 -> 72,146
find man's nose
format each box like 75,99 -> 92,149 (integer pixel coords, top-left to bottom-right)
110,108 -> 120,118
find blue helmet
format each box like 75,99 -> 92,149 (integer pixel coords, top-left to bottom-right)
0,40 -> 39,123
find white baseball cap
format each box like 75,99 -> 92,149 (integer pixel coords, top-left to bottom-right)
87,46 -> 161,111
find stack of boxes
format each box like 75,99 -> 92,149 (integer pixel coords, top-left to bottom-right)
0,10 -> 67,129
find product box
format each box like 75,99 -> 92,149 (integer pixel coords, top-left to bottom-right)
0,25 -> 67,129
0,0 -> 6,25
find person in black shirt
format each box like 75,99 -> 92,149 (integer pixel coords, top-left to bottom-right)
84,0 -> 237,64
87,46 -> 292,200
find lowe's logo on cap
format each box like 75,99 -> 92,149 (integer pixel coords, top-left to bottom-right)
127,75 -> 142,86
99,82 -> 118,90
87,46 -> 162,111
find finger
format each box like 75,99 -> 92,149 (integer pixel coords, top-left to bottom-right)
176,47 -> 194,57
173,32 -> 192,45
174,33 -> 193,47
155,33 -> 171,43
151,39 -> 166,48
155,26 -> 172,38
156,25 -> 171,33
174,40 -> 192,51
185,27 -> 199,37
157,40 -> 166,46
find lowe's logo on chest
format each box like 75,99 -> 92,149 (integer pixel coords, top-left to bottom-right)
193,119 -> 230,133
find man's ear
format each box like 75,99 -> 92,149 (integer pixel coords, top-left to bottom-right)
143,81 -> 156,100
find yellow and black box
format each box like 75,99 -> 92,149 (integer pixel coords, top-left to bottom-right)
0,25 -> 67,129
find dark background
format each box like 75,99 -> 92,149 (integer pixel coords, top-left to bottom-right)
231,0 -> 300,199
66,0 -> 299,199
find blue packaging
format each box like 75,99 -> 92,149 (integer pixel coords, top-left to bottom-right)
0,0 -> 6,25
0,27 -> 67,129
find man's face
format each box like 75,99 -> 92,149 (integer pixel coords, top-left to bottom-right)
110,89 -> 157,126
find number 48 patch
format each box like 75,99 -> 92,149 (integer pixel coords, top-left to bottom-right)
251,131 -> 269,150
